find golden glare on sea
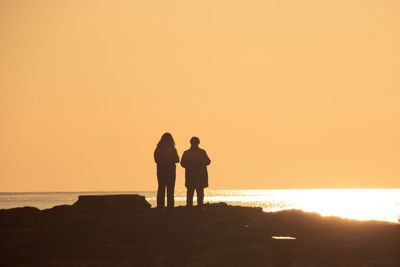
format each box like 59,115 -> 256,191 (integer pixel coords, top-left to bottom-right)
204,189 -> 400,223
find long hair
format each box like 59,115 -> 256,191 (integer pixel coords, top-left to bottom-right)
157,132 -> 175,148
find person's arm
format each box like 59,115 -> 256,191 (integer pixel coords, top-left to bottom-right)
173,148 -> 180,163
180,151 -> 187,168
203,150 -> 211,166
154,149 -> 159,164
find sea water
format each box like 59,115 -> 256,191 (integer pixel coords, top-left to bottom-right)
1,189 -> 399,223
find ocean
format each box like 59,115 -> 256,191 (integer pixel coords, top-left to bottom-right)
1,189 -> 399,223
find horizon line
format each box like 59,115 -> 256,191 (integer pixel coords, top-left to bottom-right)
1,187 -> 400,194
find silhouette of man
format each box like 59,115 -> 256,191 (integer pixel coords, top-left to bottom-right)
180,137 -> 211,208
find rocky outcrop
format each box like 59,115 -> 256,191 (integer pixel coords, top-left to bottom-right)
0,195 -> 399,266
72,194 -> 151,210
0,206 -> 41,228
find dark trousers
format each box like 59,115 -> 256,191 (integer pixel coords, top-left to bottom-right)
186,187 -> 204,207
157,174 -> 175,210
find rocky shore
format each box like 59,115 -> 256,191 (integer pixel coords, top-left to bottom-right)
1,194 -> 399,266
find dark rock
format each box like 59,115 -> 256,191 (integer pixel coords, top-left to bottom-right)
1,196 -> 400,266
72,194 -> 151,210
43,204 -> 75,215
0,206 -> 40,215
0,206 -> 40,228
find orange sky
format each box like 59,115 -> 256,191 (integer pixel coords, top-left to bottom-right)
1,0 -> 399,191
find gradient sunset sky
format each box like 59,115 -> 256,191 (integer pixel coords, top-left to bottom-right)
1,0 -> 399,191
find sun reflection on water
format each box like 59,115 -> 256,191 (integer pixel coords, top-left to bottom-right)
204,189 -> 400,223
271,236 -> 296,240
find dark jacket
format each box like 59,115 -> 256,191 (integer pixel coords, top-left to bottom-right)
154,146 -> 179,177
180,148 -> 211,188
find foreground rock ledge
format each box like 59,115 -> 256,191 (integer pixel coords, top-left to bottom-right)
1,194 -> 400,267
73,194 -> 152,210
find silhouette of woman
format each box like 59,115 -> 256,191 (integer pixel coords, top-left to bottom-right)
154,133 -> 179,211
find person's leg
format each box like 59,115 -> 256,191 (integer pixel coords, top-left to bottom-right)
186,187 -> 195,207
196,187 -> 204,207
157,174 -> 166,210
167,175 -> 176,209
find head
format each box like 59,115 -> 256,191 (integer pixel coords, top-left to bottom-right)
190,136 -> 200,148
157,132 -> 175,148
